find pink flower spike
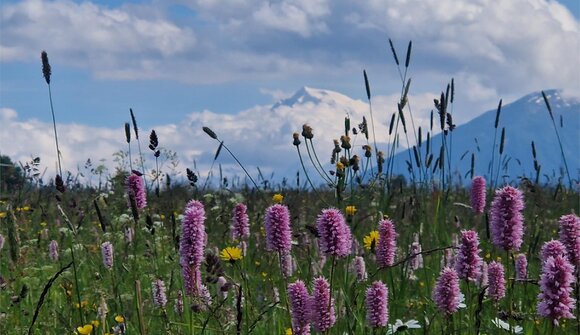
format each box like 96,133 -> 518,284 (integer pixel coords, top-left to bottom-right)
264,204 -> 292,253
558,214 -> 580,266
432,267 -> 461,315
537,255 -> 576,325
311,277 -> 335,332
454,230 -> 483,282
487,261 -> 506,303
470,176 -> 486,214
490,186 -> 525,251
376,218 -> 397,267
287,280 -> 312,335
231,203 -> 250,241
180,200 -> 207,297
316,208 -> 352,258
365,281 -> 389,328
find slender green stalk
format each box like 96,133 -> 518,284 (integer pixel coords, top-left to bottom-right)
47,84 -> 63,177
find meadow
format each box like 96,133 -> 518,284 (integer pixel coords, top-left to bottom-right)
0,46 -> 579,335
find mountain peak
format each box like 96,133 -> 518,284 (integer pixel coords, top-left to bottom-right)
272,86 -> 354,109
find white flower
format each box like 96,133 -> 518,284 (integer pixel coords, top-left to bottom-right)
492,318 -> 523,334
387,319 -> 421,334
458,292 -> 467,309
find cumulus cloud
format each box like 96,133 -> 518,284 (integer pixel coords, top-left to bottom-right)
1,0 -> 578,123
0,88 -> 437,184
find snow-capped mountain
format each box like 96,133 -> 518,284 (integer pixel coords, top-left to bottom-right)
390,89 -> 579,184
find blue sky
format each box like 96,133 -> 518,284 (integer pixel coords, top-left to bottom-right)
1,0 -> 579,178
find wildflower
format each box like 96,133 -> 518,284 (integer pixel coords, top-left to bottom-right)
264,204 -> 292,253
432,267 -> 461,315
489,186 -> 525,251
515,254 -> 528,280
76,324 -> 93,335
302,124 -> 314,139
97,296 -> 108,319
180,200 -> 206,297
492,318 -> 523,334
126,173 -> 147,209
376,218 -> 397,267
470,176 -> 486,214
217,276 -> 229,300
286,328 -> 293,335
345,205 -> 357,216
541,240 -> 567,262
280,251 -> 295,278
101,242 -> 113,270
363,231 -> 379,252
220,246 -> 243,263
409,234 -> 423,271
0,234 -> 5,250
231,203 -> 250,240
365,281 -> 389,328
115,315 -> 125,323
124,226 -> 134,244
487,261 -> 506,303
311,277 -> 335,332
175,291 -> 184,317
292,132 -> 302,146
152,279 -> 167,309
49,240 -> 59,262
287,280 -> 311,335
336,162 -> 345,170
558,213 -> 579,265
537,255 -> 576,325
75,300 -> 89,309
351,256 -> 368,282
272,193 -> 284,203
454,230 -> 482,282
387,319 -> 421,334
0,212 -> 6,219
192,284 -> 212,312
316,208 -> 352,258
91,320 -> 100,328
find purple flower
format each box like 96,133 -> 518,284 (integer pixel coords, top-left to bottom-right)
432,267 -> 461,315
316,208 -> 352,258
152,279 -> 167,309
231,203 -> 250,241
455,230 -> 483,282
365,281 -> 389,328
376,218 -> 397,267
217,276 -> 229,300
487,261 -> 506,302
409,234 -> 423,271
180,200 -> 207,297
541,240 -> 567,263
310,277 -> 335,332
175,291 -> 184,317
351,256 -> 368,283
537,255 -> 576,325
558,213 -> 580,266
470,176 -> 486,214
264,204 -> 292,253
490,186 -> 525,251
126,173 -> 147,209
476,261 -> 489,288
515,254 -> 528,280
287,280 -> 312,335
101,241 -> 113,270
49,240 -> 59,262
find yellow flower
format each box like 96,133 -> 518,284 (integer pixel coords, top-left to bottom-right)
0,212 -> 6,218
75,300 -> 89,309
91,320 -> 100,328
419,281 -> 425,288
40,222 -> 47,227
220,247 -> 243,262
115,315 -> 125,323
272,194 -> 284,203
363,231 -> 379,252
285,328 -> 293,335
336,162 -> 345,170
345,205 -> 357,216
255,261 -> 261,266
76,324 -> 93,335
160,214 -> 165,220
485,253 -> 491,259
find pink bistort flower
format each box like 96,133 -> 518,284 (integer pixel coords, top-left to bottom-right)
432,267 -> 461,315
470,176 -> 486,214
376,218 -> 397,267
537,255 -> 576,325
287,280 -> 312,335
231,203 -> 250,241
316,208 -> 352,258
558,213 -> 580,266
180,200 -> 206,297
264,204 -> 292,253
487,261 -> 506,303
365,281 -> 389,327
310,277 -> 335,332
490,186 -> 525,251
126,173 -> 147,209
454,230 -> 482,282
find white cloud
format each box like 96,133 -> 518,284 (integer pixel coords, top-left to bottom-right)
0,88 -> 438,183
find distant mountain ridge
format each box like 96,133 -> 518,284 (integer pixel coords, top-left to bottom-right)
390,89 -> 579,184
